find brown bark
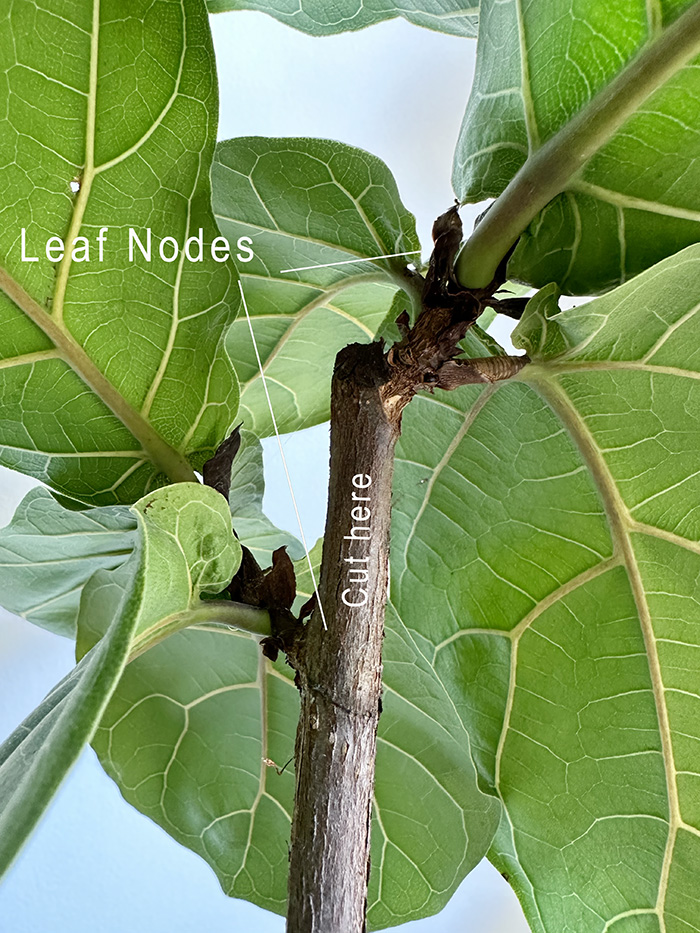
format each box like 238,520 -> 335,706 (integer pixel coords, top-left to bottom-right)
284,336 -> 526,932
286,342 -> 402,933
284,204 -> 529,932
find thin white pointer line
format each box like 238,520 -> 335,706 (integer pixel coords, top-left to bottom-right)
279,250 -> 421,274
238,279 -> 328,630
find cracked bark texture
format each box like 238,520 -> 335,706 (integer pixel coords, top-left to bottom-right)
286,342 -> 401,933
285,204 -> 528,932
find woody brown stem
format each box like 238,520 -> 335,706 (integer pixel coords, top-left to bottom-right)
285,207 -> 528,932
285,338 -> 526,932
287,342 -> 401,933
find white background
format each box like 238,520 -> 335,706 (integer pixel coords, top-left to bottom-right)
0,11 -> 530,932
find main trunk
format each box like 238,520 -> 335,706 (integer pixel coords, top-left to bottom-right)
286,342 -> 401,933
284,204 -> 526,930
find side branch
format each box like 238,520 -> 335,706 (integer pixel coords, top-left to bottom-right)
455,0 -> 700,288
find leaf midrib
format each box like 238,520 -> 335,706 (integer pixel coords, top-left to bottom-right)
523,359 -> 700,381
0,266 -> 195,484
571,180 -> 700,223
515,0 -> 539,150
51,0 -> 100,330
0,1 -> 198,488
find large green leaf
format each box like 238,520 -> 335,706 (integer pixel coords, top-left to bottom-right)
91,555 -> 500,927
0,432 -> 294,638
0,481 -> 240,877
92,628 -> 298,912
0,0 -> 239,505
453,0 -> 700,294
0,487 -> 136,638
212,137 -> 420,435
391,244 -> 700,931
206,0 -> 478,37
0,552 -> 143,878
77,483 -> 242,660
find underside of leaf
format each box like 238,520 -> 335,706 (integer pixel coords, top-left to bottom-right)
0,0 -> 240,504
206,0 -> 479,37
453,0 -> 700,294
391,245 -> 700,931
212,136 -> 421,435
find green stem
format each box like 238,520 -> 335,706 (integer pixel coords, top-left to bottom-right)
455,0 -> 700,289
128,599 -> 271,661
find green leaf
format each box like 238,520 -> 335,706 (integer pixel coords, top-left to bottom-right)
0,480 -> 247,877
0,488 -> 137,638
293,536 -> 323,608
212,137 -> 420,435
391,244 -> 700,931
0,0 -> 239,505
0,548 -> 144,879
77,483 -> 243,660
206,0 -> 478,37
91,541 -> 500,927
92,628 -> 297,913
0,437 -> 292,639
228,429 -> 304,563
453,0 -> 700,294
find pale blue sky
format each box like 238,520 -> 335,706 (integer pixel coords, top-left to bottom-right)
0,10 -> 530,932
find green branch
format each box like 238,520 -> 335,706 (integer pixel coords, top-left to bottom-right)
455,0 -> 700,289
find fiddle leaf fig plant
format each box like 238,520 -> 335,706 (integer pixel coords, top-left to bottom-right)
2,1 -> 700,932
